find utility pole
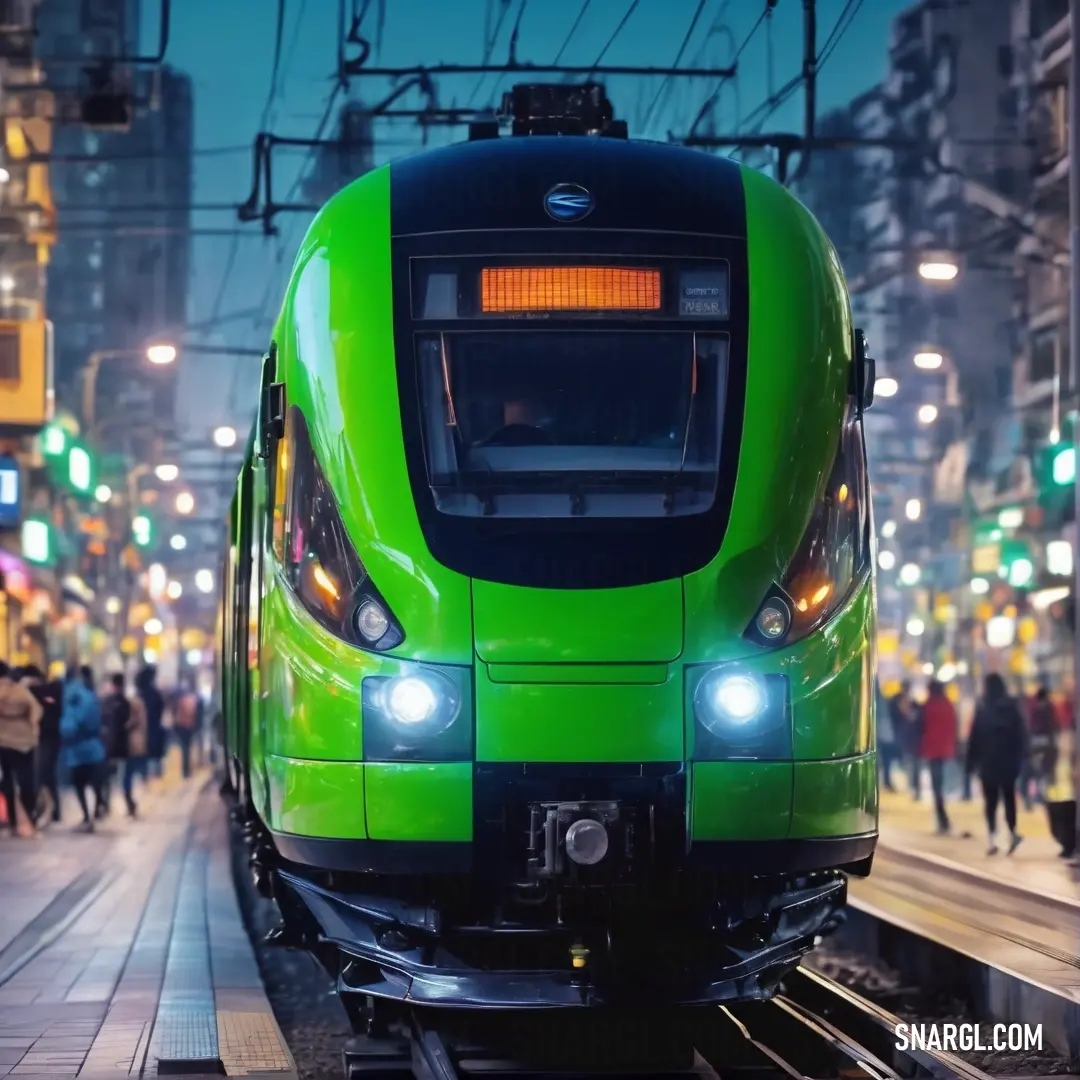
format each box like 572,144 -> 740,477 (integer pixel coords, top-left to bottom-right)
1070,0 -> 1080,827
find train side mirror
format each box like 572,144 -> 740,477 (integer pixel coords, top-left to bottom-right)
852,328 -> 875,414
260,382 -> 285,456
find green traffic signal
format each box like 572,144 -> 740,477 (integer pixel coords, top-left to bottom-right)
132,514 -> 153,547
1053,445 -> 1076,486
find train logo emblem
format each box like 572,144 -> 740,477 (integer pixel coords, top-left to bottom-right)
544,184 -> 594,222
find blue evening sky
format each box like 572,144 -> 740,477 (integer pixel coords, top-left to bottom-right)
139,0 -> 914,429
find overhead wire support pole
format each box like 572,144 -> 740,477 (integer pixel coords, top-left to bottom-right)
1070,0 -> 1080,817
789,0 -> 816,184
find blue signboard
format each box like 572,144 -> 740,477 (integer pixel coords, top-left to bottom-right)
0,455 -> 19,529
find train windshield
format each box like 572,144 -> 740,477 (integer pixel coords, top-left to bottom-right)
416,330 -> 728,518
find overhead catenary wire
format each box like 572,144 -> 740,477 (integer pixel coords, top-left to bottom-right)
210,0 -> 291,328
588,0 -> 641,74
640,0 -> 709,136
553,0 -> 591,65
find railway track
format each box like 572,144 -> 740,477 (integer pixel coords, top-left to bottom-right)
340,966 -> 993,1080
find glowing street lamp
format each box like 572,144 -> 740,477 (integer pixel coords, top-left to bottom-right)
195,569 -> 214,594
144,617 -> 163,635
94,483 -> 112,503
169,533 -> 187,551
175,491 -> 195,515
917,404 -> 939,425
166,580 -> 183,600
154,463 -> 179,482
874,376 -> 898,398
213,425 -> 238,449
905,498 -> 922,521
913,350 -> 944,370
917,259 -> 959,282
146,342 -> 177,366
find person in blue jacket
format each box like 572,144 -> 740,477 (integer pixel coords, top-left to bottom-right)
59,664 -> 106,832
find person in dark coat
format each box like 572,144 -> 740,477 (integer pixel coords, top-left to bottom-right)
1028,686 -> 1058,803
136,666 -> 166,777
889,681 -> 921,796
966,672 -> 1028,856
59,664 -> 106,832
919,680 -> 957,834
20,666 -> 62,823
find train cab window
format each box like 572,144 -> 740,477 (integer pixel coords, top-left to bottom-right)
416,330 -> 729,519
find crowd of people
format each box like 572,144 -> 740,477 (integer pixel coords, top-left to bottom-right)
0,661 -> 207,837
881,674 -> 1077,859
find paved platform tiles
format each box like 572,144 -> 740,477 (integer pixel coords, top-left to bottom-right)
0,768 -> 296,1079
850,780 -> 1080,1001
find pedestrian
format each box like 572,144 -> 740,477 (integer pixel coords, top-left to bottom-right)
877,680 -> 898,791
889,681 -> 921,796
173,679 -> 201,779
1045,724 -> 1076,860
101,674 -> 147,817
59,664 -> 106,832
966,672 -> 1028,856
1028,685 -> 1058,804
0,660 -> 43,837
20,665 -> 62,823
918,680 -> 957,835
136,667 -> 166,778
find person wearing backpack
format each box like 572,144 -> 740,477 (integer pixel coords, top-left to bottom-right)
59,664 -> 106,832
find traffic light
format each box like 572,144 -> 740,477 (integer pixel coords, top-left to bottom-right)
1053,445 -> 1076,486
132,513 -> 153,548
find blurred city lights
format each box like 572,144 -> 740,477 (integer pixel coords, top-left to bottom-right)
144,617 -> 163,635
195,569 -> 214,594
186,648 -> 202,666
880,519 -> 897,538
1047,540 -> 1073,576
154,463 -> 179,482
899,562 -> 921,586
0,274 -> 15,293
213,425 -> 238,448
175,491 -> 195,515
917,260 -> 958,282
986,615 -> 1016,649
0,168 -> 11,184
970,577 -> 990,594
146,342 -> 177,365
917,404 -> 938,425
166,580 -> 183,600
904,498 -> 921,521
997,507 -> 1023,529
94,483 -> 112,503
169,533 -> 187,551
913,350 -> 944,370
874,376 -> 898,398
143,647 -> 158,663
905,617 -> 925,636
1008,558 -> 1034,588
104,596 -> 122,615
148,562 -> 167,598
877,550 -> 896,571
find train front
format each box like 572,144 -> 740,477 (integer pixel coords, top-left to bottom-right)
263,89 -> 878,1014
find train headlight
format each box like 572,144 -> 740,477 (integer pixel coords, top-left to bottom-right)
362,666 -> 473,762
690,667 -> 791,761
710,674 -> 765,722
386,676 -> 439,725
754,601 -> 790,642
356,600 -> 390,644
565,819 -> 609,866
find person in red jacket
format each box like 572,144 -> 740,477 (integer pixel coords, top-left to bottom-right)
919,680 -> 958,834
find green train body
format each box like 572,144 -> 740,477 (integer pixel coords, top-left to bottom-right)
220,88 -> 877,1016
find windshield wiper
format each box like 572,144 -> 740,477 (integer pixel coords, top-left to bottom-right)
665,337 -> 698,515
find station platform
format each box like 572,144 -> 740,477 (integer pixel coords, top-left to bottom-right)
842,783 -> 1080,1054
0,768 -> 296,1080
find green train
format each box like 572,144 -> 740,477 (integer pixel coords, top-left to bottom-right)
220,85 -> 878,1024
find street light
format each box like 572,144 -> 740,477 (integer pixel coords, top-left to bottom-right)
195,569 -> 214,594
213,425 -> 238,449
166,580 -> 183,600
175,491 -> 195,515
917,404 -> 939,425
899,562 -> 921,586
169,533 -> 187,551
154,463 -> 179,482
905,498 -> 922,521
0,274 -> 14,293
917,259 -> 959,282
146,342 -> 178,365
94,483 -> 112,504
874,376 -> 899,398
913,349 -> 944,370
144,617 -> 163,635
878,550 -> 896,571
880,519 -> 897,538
